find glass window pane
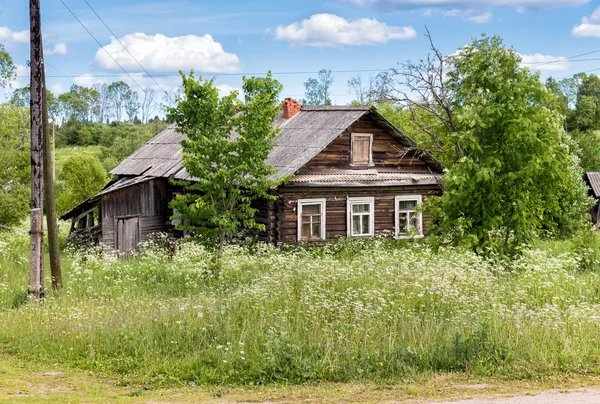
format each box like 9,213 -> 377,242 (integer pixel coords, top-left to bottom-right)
398,212 -> 408,233
301,215 -> 311,223
409,212 -> 418,230
352,203 -> 369,213
312,215 -> 320,223
398,200 -> 416,210
352,215 -> 360,235
302,204 -> 320,215
361,215 -> 370,234
301,223 -> 311,239
312,222 -> 320,237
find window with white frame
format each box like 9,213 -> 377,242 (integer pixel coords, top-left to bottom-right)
297,199 -> 326,241
347,197 -> 375,237
395,195 -> 423,238
351,133 -> 373,166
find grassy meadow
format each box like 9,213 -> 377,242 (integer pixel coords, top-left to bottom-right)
2,228 -> 600,387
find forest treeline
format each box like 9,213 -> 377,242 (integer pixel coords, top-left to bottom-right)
1,79 -> 169,225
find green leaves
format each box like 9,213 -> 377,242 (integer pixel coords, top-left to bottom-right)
168,71 -> 283,253
55,154 -> 107,216
428,35 -> 593,256
0,44 -> 15,88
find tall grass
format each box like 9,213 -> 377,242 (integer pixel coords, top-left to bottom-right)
2,230 -> 600,385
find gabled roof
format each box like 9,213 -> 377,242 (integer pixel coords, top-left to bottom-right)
110,105 -> 444,181
586,172 -> 600,198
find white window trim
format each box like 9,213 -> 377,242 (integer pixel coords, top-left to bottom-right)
394,195 -> 423,239
297,198 -> 327,241
347,196 -> 375,237
350,133 -> 374,167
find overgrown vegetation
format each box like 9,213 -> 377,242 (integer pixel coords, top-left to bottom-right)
373,35 -> 593,255
3,230 -> 600,386
169,72 -> 284,269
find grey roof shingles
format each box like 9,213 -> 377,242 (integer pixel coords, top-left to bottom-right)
586,172 -> 600,198
110,105 -> 444,181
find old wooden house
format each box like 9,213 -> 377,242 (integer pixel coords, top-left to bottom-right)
585,172 -> 600,229
61,100 -> 444,252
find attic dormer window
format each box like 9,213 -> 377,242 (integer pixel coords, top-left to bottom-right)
351,133 -> 373,166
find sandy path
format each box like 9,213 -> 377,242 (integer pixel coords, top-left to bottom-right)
433,388 -> 600,404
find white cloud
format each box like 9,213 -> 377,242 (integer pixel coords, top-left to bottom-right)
573,7 -> 600,37
273,13 -> 416,47
467,12 -> 492,23
216,84 -> 241,97
0,26 -> 29,43
50,83 -> 65,94
73,73 -> 104,87
345,0 -> 588,22
443,9 -> 493,23
520,53 -> 570,71
343,0 -> 589,10
46,43 -> 67,56
94,32 -> 241,73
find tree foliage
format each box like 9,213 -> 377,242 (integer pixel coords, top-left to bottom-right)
389,35 -> 593,254
347,73 -> 392,105
55,154 -> 107,216
0,103 -> 30,226
439,36 -> 591,253
0,44 -> 15,88
168,72 -> 284,267
303,69 -> 333,105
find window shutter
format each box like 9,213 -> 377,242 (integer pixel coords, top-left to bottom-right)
353,135 -> 371,165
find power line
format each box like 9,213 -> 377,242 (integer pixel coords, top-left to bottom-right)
523,57 -> 600,67
18,68 -> 390,79
523,49 -> 600,69
556,66 -> 600,80
59,0 -> 163,109
82,0 -> 171,103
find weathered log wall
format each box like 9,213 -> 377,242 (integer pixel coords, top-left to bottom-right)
100,178 -> 172,251
272,186 -> 440,244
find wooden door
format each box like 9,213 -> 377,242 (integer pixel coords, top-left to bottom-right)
116,216 -> 140,254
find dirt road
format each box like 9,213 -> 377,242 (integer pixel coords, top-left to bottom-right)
434,388 -> 600,404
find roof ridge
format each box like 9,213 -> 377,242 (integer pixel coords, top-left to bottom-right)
301,105 -> 373,111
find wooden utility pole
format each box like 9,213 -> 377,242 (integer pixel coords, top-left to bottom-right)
29,0 -> 44,301
43,66 -> 62,290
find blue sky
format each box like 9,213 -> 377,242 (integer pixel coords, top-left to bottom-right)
1,0 -> 600,106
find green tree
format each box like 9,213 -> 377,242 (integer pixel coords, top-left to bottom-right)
303,69 -> 333,105
347,72 -> 391,105
0,44 -> 15,88
570,129 -> 600,172
545,77 -> 569,118
107,81 -> 132,122
424,35 -> 593,254
58,84 -> 100,123
168,71 -> 283,272
10,86 -> 60,121
56,154 -> 107,215
124,89 -> 140,122
0,103 -> 30,226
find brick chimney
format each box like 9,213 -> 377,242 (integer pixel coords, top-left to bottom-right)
283,98 -> 301,119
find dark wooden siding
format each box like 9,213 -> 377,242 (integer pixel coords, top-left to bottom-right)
100,178 -> 172,250
298,114 -> 430,173
274,185 -> 441,244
